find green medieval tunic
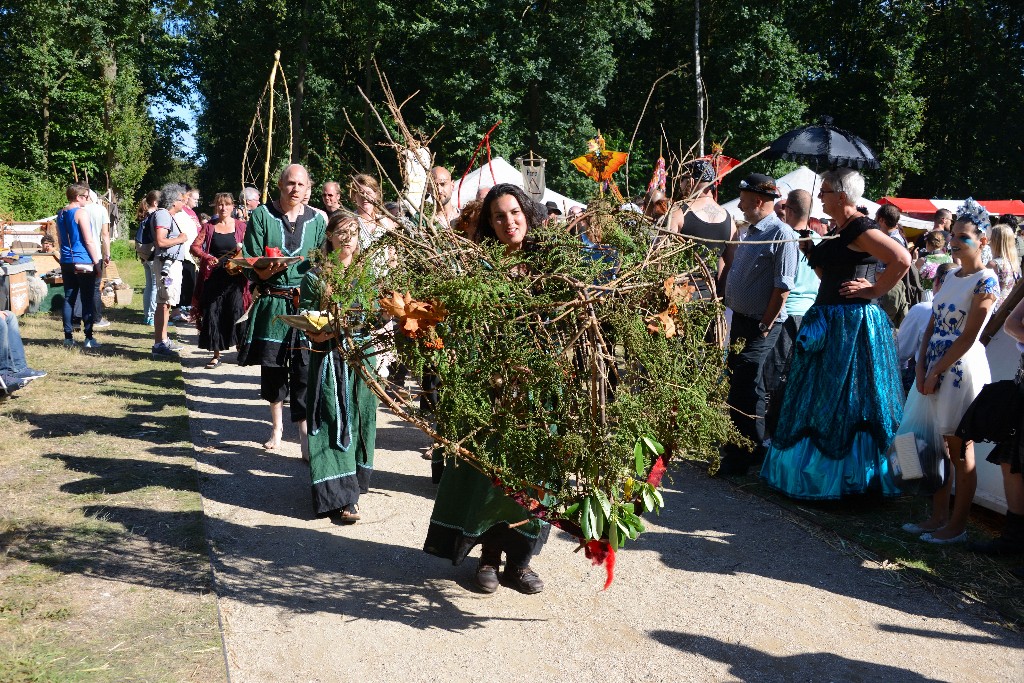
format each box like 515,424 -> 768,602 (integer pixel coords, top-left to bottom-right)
301,270 -> 379,515
237,203 -> 326,367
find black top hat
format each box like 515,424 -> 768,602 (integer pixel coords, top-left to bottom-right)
738,173 -> 781,198
545,200 -> 562,215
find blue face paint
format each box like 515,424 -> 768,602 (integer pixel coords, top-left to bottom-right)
959,236 -> 976,248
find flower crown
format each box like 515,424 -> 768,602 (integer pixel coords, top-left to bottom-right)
956,197 -> 990,233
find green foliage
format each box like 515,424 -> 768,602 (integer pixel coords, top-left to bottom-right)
320,201 -> 740,550
0,0 -> 166,201
109,239 -> 136,261
0,165 -> 66,220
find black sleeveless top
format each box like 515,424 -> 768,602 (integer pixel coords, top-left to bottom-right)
680,203 -> 732,260
807,216 -> 882,305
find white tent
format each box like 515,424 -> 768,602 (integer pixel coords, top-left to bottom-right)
452,157 -> 586,214
722,166 -> 932,232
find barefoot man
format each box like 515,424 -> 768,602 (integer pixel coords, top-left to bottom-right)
238,164 -> 326,456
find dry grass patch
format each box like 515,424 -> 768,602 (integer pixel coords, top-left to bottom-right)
0,260 -> 225,682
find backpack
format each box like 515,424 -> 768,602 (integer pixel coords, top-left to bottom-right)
903,263 -> 924,308
135,214 -> 156,261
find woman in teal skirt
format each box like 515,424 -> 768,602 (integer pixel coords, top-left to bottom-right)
302,214 -> 378,523
760,169 -> 912,499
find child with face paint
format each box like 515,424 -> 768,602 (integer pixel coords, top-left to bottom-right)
898,198 -> 1000,544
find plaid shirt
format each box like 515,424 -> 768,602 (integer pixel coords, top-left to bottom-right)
724,213 -> 799,322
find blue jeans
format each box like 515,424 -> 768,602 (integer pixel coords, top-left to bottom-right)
143,259 -> 157,319
61,263 -> 97,338
0,312 -> 28,376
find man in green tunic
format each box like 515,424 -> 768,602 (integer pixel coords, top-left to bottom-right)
238,164 -> 326,454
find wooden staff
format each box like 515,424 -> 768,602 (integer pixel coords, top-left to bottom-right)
261,50 -> 281,204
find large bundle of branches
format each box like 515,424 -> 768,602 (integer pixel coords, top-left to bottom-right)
316,199 -> 742,547
311,80 -> 743,563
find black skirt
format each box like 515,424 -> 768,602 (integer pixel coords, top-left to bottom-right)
197,267 -> 247,352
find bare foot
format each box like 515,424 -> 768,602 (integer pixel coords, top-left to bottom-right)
263,430 -> 283,450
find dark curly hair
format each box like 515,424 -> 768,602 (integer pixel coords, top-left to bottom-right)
474,183 -> 544,245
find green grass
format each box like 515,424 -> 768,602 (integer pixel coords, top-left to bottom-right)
0,259 -> 225,682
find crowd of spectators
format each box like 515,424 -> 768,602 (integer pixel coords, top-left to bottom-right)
7,160 -> 1024,586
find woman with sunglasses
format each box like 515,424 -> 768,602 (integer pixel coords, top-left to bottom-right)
760,168 -> 911,500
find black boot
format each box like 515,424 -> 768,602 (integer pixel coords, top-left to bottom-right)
501,536 -> 544,594
968,511 -> 1024,556
501,565 -> 544,594
474,546 -> 501,594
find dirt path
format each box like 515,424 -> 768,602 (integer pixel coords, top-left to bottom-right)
178,328 -> 1023,683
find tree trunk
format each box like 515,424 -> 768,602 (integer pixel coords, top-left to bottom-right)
102,52 -> 118,188
363,41 -> 374,171
528,81 -> 540,154
694,0 -> 704,157
291,0 -> 311,160
41,95 -> 50,172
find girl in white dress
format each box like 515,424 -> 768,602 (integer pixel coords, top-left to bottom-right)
900,199 -> 999,543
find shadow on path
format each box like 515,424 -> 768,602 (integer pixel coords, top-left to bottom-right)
650,630 -> 943,682
640,467 -> 1021,646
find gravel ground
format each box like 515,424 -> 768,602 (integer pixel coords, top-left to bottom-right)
179,330 -> 1023,683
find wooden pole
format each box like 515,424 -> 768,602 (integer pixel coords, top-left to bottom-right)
694,0 -> 704,157
262,50 -> 281,204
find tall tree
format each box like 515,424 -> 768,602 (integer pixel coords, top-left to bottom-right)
0,0 -> 181,200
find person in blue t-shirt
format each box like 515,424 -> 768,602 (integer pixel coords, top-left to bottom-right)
55,183 -> 103,349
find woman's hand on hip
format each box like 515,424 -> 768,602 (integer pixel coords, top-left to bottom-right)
840,278 -> 875,300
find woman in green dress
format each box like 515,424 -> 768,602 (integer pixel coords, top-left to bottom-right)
302,214 -> 379,523
423,184 -> 548,594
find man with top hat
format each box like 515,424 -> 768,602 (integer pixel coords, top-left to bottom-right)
719,172 -> 800,475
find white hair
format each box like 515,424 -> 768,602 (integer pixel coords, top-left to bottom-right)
822,168 -> 865,205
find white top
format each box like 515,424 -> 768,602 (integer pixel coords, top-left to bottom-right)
897,302 -> 932,365
173,211 -> 200,265
85,202 -> 109,244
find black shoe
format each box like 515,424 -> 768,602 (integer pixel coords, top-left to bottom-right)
968,536 -> 1024,556
501,566 -> 544,594
475,563 -> 500,593
714,455 -> 751,477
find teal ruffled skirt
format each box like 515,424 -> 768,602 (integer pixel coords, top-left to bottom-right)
760,303 -> 903,499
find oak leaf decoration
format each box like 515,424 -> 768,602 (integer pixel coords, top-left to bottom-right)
646,309 -> 677,338
379,291 -> 448,339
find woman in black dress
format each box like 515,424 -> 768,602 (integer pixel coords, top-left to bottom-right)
190,192 -> 250,368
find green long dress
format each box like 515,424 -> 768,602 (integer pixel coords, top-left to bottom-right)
300,270 -> 379,515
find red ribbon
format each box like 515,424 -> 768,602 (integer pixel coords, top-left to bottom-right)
457,120 -> 502,210
584,540 -> 616,590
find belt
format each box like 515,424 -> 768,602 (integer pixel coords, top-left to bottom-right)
259,286 -> 300,309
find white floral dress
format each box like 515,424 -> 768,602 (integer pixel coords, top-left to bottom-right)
899,267 -> 998,450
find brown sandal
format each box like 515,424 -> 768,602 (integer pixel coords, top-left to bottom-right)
330,507 -> 360,524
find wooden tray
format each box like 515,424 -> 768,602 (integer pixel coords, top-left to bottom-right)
228,256 -> 303,269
